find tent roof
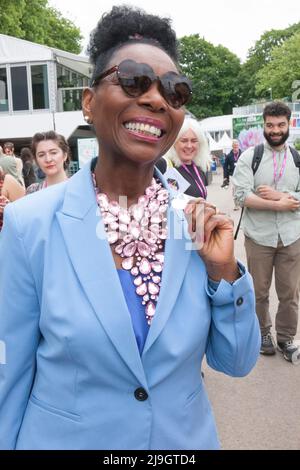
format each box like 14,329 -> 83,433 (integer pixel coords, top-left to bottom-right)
207,133 -> 222,151
200,115 -> 233,132
218,132 -> 232,150
0,34 -> 91,77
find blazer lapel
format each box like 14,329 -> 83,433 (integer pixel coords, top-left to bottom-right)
142,192 -> 192,356
56,164 -> 147,387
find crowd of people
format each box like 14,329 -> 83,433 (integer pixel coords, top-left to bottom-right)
0,4 -> 298,451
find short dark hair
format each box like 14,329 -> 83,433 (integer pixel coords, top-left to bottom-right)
263,101 -> 291,122
31,131 -> 71,169
87,5 -> 179,85
3,142 -> 14,150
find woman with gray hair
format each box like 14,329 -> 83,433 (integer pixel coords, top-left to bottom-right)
158,116 -> 211,199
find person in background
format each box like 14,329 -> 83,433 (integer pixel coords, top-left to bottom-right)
233,101 -> 300,363
3,142 -> 24,186
221,140 -> 242,189
0,166 -> 25,231
0,5 -> 259,450
0,146 -> 19,184
159,116 -> 211,199
26,131 -> 69,194
20,147 -> 37,189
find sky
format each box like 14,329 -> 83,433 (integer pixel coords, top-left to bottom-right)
49,0 -> 300,62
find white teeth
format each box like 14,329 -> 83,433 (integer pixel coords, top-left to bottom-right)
125,122 -> 162,137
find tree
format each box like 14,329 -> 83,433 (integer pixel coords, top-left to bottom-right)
179,35 -> 241,119
255,32 -> 300,100
0,0 -> 82,54
239,22 -> 300,103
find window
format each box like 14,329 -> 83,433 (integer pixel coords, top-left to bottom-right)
0,68 -> 8,112
11,66 -> 29,111
31,64 -> 49,109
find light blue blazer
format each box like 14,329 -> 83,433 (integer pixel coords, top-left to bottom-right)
0,162 -> 260,450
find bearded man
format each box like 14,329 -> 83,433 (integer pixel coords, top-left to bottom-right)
232,101 -> 300,363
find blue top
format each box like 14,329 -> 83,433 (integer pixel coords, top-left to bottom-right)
117,269 -> 223,355
117,270 -> 150,355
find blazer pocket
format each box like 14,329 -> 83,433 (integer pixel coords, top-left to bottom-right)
30,395 -> 81,422
185,385 -> 203,408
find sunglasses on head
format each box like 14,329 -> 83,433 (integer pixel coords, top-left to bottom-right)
91,59 -> 192,109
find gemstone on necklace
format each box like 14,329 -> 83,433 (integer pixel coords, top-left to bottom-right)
150,224 -> 160,234
107,231 -> 119,244
142,230 -> 157,245
138,195 -> 149,206
131,267 -> 139,276
103,212 -> 116,225
97,193 -> 109,210
119,210 -> 130,225
148,282 -> 159,295
148,199 -> 160,214
110,222 -> 119,231
136,283 -> 148,296
158,228 -> 168,240
140,216 -> 150,227
122,257 -> 135,270
159,204 -> 168,214
132,204 -> 144,222
119,223 -> 128,233
123,234 -> 133,244
151,213 -> 162,224
133,276 -> 143,287
139,258 -> 152,275
108,201 -> 120,216
128,220 -> 141,239
157,189 -> 169,201
115,243 -> 124,255
152,261 -> 163,273
146,301 -> 156,320
145,186 -> 156,197
137,241 -> 151,257
155,252 -> 165,263
152,275 -> 161,284
123,242 -> 137,257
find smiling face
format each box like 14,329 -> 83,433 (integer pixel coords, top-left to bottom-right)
83,43 -> 185,166
174,128 -> 199,165
263,115 -> 290,148
35,140 -> 67,177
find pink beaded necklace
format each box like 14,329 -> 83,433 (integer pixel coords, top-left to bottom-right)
93,173 -> 169,325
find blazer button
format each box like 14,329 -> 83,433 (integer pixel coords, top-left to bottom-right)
134,387 -> 148,401
236,297 -> 244,306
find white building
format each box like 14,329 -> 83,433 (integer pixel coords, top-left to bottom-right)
0,34 -> 94,167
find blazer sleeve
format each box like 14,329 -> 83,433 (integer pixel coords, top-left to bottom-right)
205,268 -> 260,377
0,205 -> 41,449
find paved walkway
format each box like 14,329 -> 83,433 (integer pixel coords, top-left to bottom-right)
203,167 -> 300,450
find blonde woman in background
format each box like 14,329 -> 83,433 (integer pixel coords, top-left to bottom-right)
158,116 -> 212,199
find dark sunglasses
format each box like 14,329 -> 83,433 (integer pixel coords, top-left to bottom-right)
91,59 -> 192,109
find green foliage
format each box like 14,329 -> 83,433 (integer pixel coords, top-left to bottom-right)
0,0 -> 82,53
255,32 -> 300,100
179,35 -> 241,119
239,22 -> 300,103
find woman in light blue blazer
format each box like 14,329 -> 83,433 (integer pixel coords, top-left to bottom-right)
0,6 -> 260,450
